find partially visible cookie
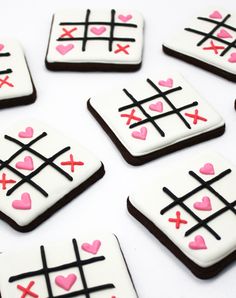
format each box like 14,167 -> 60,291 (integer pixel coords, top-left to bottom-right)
163,8 -> 236,81
0,234 -> 138,297
128,152 -> 236,278
88,72 -> 225,165
0,40 -> 36,108
45,9 -> 144,71
0,120 -> 104,232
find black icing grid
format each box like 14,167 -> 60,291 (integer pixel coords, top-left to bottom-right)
9,239 -> 115,298
0,132 -> 73,197
185,13 -> 236,57
160,168 -> 236,240
57,9 -> 138,52
118,78 -> 198,137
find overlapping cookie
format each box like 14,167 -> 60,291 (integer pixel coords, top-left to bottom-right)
163,8 -> 236,81
46,9 -> 144,71
0,234 -> 138,297
128,152 -> 236,278
0,120 -> 104,232
0,40 -> 36,108
88,72 -> 225,165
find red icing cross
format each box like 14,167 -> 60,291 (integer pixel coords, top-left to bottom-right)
0,75 -> 14,88
185,109 -> 207,125
0,173 -> 16,190
60,27 -> 77,38
203,40 -> 225,54
114,44 -> 130,54
168,211 -> 188,229
120,108 -> 142,125
17,281 -> 39,298
60,154 -> 84,172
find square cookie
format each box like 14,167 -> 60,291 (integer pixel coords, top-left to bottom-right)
128,152 -> 236,278
0,39 -> 36,108
0,120 -> 104,232
88,72 -> 225,165
163,8 -> 236,81
45,9 -> 144,71
0,234 -> 138,297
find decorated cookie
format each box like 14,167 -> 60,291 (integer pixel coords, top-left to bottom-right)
0,39 -> 36,108
163,8 -> 236,81
88,72 -> 225,165
0,234 -> 138,297
45,9 -> 144,71
0,120 -> 104,232
128,152 -> 236,278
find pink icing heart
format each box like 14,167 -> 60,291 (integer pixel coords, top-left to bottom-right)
209,11 -> 222,19
194,196 -> 212,211
82,240 -> 101,254
90,26 -> 106,35
199,163 -> 215,175
12,193 -> 32,210
0,44 -> 4,52
18,127 -> 34,138
16,156 -> 34,171
56,44 -> 74,55
217,29 -> 232,39
131,127 -> 147,140
118,14 -> 132,22
228,52 -> 236,63
189,235 -> 207,250
158,78 -> 173,88
149,101 -> 163,112
55,274 -> 77,291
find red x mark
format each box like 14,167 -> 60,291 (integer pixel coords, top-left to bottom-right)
185,109 -> 207,125
61,154 -> 84,172
60,27 -> 77,38
17,281 -> 39,298
114,44 -> 130,54
168,211 -> 188,229
120,108 -> 142,125
0,173 -> 16,190
0,75 -> 14,88
203,40 -> 225,54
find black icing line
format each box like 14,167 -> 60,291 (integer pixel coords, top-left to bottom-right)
0,53 -> 10,57
0,69 -> 12,75
161,169 -> 232,240
9,239 -> 115,298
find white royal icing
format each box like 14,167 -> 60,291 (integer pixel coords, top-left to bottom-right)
46,9 -> 144,66
0,120 -> 102,228
0,233 -> 137,297
129,152 -> 236,268
0,39 -> 34,100
163,8 -> 236,76
89,72 -> 224,158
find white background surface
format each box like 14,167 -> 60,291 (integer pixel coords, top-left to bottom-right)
0,0 -> 235,297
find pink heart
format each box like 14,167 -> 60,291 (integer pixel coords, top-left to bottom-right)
199,163 -> 215,175
16,156 -> 34,171
55,274 -> 77,291
228,52 -> 236,63
118,14 -> 133,22
131,127 -> 147,140
194,196 -> 212,211
217,29 -> 232,39
0,44 -> 4,52
189,235 -> 207,250
149,101 -> 163,112
81,240 -> 101,255
12,193 -> 32,210
18,127 -> 34,138
158,78 -> 173,88
56,44 -> 74,55
90,26 -> 106,35
209,11 -> 222,19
